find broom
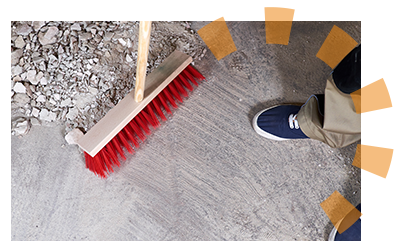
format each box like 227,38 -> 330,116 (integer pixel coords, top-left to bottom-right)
77,21 -> 205,178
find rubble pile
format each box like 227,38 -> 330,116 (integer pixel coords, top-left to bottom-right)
11,21 -> 207,136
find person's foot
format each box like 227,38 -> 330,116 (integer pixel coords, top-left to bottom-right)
252,104 -> 309,140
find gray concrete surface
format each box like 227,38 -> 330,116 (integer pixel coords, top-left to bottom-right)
11,21 -> 361,240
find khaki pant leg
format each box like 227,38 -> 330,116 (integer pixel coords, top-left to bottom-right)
297,74 -> 361,148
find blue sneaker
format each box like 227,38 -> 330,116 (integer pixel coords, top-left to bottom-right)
252,104 -> 309,140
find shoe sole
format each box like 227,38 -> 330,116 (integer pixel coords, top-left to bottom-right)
252,105 -> 289,141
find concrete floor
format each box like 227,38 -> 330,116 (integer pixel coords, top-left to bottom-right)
11,21 -> 361,240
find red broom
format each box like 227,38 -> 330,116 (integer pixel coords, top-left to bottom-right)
81,64 -> 205,178
78,21 -> 205,178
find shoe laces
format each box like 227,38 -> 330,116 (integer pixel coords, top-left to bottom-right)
288,114 -> 299,129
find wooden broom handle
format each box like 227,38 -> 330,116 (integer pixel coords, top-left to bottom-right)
134,21 -> 152,102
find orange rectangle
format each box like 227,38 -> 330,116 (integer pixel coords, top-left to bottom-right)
353,144 -> 393,178
320,190 -> 362,234
197,17 -> 237,61
316,25 -> 358,68
265,21 -> 293,45
351,78 -> 392,114
264,7 -> 295,21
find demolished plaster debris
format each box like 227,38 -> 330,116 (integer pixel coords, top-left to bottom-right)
11,21 -> 207,140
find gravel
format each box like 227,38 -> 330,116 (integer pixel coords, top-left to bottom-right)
11,21 -> 207,137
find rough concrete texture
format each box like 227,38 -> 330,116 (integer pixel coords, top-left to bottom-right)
12,21 -> 361,240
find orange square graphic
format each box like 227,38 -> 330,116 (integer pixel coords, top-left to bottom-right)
197,17 -> 237,61
264,7 -> 295,21
320,191 -> 362,234
351,78 -> 392,114
316,25 -> 358,68
265,21 -> 293,45
264,7 -> 295,45
353,144 -> 393,178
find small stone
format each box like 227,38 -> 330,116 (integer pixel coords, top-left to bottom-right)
90,75 -> 98,85
32,21 -> 45,31
31,107 -> 40,117
40,77 -> 48,85
53,94 -> 61,101
118,38 -> 126,46
79,33 -> 92,40
26,70 -> 39,85
13,82 -> 26,93
11,49 -> 23,65
60,98 -> 72,107
57,73 -> 63,81
49,98 -> 57,105
13,76 -> 22,82
12,119 -> 31,136
32,56 -> 44,64
70,23 -> 81,31
36,95 -> 46,103
44,26 -> 59,40
104,50 -> 111,58
58,45 -> 64,55
23,85 -> 33,97
14,36 -> 26,48
127,39 -> 132,48
66,107 -> 78,120
38,31 -> 57,46
126,54 -> 133,62
88,86 -> 98,96
39,108 -> 57,122
64,128 -> 84,145
13,93 -> 30,106
48,54 -> 58,65
36,71 -> 44,81
30,117 -> 41,126
11,65 -> 23,76
104,32 -> 114,41
15,23 -> 32,36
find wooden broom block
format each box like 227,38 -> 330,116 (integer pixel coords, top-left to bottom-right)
77,50 -> 193,157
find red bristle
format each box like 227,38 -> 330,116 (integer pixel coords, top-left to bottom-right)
135,114 -> 151,135
84,152 -> 93,171
118,131 -> 133,154
145,105 -> 160,128
177,73 -> 194,91
93,153 -> 107,178
100,148 -> 114,173
106,143 -> 120,167
157,92 -> 172,114
129,119 -> 146,142
161,88 -> 178,109
151,98 -> 167,121
186,64 -> 205,81
182,68 -> 199,87
173,78 -> 188,97
123,125 -> 140,148
111,136 -> 126,160
97,150 -> 110,177
105,142 -> 120,167
141,111 -> 156,128
167,83 -> 183,102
